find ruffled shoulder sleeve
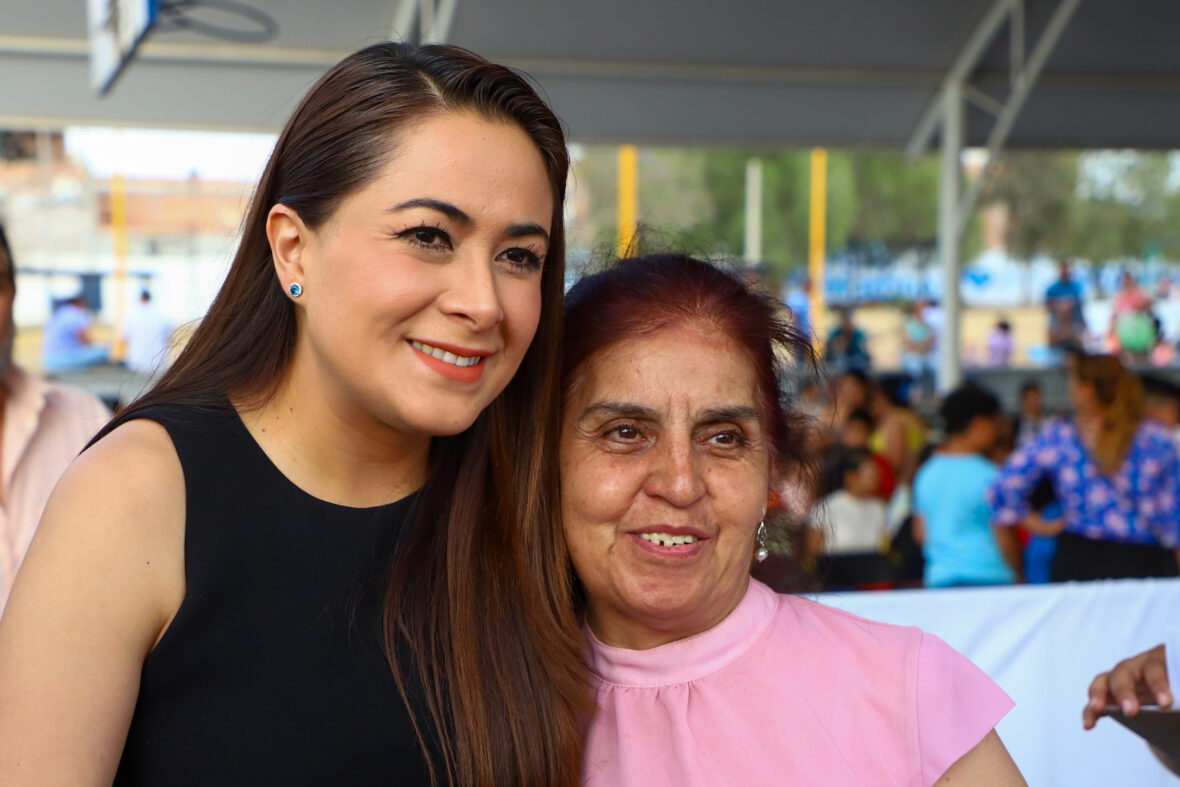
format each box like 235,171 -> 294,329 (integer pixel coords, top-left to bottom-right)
916,632 -> 1014,786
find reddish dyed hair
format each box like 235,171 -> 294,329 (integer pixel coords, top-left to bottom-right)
562,253 -> 813,475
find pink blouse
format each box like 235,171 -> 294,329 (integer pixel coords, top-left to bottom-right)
583,579 -> 1013,786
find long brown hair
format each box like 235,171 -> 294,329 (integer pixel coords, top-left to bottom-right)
96,43 -> 587,786
1074,354 -> 1144,475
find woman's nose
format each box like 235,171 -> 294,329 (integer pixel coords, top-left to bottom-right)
643,438 -> 706,508
439,256 -> 504,331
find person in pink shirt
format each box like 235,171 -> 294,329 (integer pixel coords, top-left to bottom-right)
561,254 -> 1024,786
0,224 -> 109,613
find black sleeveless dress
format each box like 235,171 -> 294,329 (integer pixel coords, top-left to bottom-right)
113,404 -> 435,786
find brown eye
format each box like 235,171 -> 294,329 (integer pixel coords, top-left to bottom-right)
396,225 -> 452,251
707,429 -> 748,448
497,246 -> 544,273
609,424 -> 641,441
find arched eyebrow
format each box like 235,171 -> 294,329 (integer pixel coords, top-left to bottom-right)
576,403 -> 760,425
505,222 -> 549,242
389,198 -> 471,224
389,198 -> 549,242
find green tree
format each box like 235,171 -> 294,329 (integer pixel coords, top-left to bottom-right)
978,151 -> 1077,256
569,144 -> 1180,280
979,149 -> 1180,263
838,152 -> 940,245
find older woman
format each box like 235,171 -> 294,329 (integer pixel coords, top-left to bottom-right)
561,254 -> 1023,786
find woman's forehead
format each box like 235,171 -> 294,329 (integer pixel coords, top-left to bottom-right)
571,326 -> 761,408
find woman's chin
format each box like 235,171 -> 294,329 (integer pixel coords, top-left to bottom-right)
389,405 -> 485,437
604,583 -> 735,645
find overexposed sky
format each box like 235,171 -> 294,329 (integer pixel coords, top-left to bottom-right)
64,127 -> 277,181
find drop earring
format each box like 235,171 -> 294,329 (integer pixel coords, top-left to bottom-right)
288,282 -> 303,298
755,521 -> 769,563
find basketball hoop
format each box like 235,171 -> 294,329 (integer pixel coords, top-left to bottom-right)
89,0 -> 279,96
155,0 -> 279,44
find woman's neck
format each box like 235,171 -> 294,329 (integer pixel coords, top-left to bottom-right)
238,371 -> 429,508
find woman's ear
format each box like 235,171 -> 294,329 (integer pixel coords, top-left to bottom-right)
266,204 -> 312,293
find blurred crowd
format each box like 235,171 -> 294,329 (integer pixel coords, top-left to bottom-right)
803,258 -> 1180,381
789,349 -> 1180,592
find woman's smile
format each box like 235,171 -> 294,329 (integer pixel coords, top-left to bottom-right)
628,525 -> 710,557
409,339 -> 492,383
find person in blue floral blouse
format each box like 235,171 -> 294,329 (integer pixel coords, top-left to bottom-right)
987,354 -> 1180,581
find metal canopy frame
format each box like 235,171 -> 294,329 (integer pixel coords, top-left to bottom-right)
914,0 -> 1082,391
5,0 -> 1177,393
3,0 -> 1177,146
392,0 -> 458,46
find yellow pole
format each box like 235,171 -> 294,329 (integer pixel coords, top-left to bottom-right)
617,144 -> 638,257
808,147 -> 827,341
110,169 -> 128,361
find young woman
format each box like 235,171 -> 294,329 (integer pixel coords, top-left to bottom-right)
0,43 -> 586,786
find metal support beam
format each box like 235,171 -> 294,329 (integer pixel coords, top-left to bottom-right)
616,145 -> 638,257
937,83 -> 964,392
808,148 -> 828,342
14,34 -> 1168,91
964,84 -> 1005,116
424,0 -> 458,44
390,0 -> 457,44
955,0 -> 1082,239
1010,0 -> 1025,86
906,0 -> 1015,158
419,0 -> 434,42
391,0 -> 418,41
918,0 -> 1081,392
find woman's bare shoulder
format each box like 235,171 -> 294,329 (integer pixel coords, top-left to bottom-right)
17,415 -> 187,624
77,416 -> 182,485
0,419 -> 187,784
48,417 -> 187,575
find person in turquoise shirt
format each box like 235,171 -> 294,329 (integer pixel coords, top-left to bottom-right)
914,383 -> 1020,588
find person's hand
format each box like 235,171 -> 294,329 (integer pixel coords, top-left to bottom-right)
1083,644 -> 1171,730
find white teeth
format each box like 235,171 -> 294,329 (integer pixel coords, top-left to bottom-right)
638,532 -> 699,547
411,340 -> 482,367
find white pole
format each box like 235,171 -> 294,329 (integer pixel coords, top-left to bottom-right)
937,82 -> 964,392
744,158 -> 763,263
